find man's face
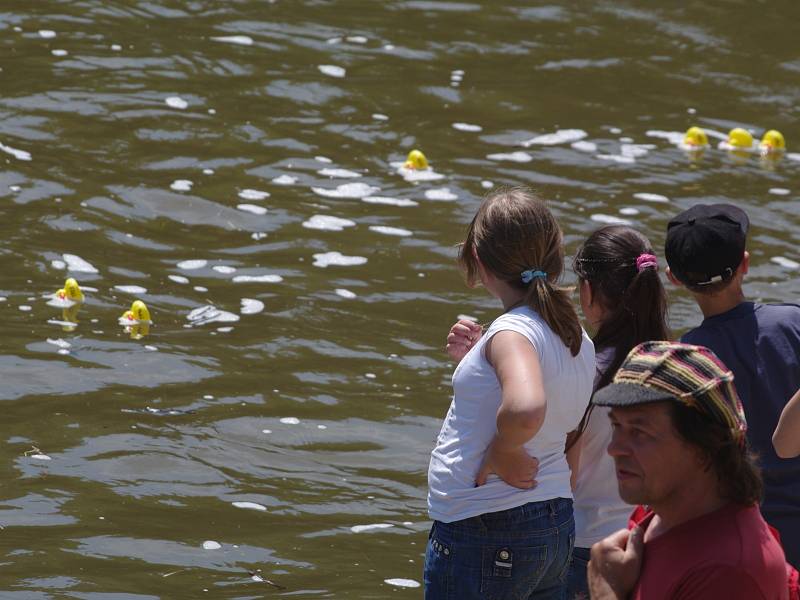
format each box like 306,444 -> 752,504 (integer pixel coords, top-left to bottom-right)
608,402 -> 704,507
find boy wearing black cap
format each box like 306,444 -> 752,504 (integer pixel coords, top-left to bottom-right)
665,203 -> 800,565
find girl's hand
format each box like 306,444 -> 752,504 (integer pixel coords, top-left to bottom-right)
445,319 -> 483,363
475,439 -> 539,489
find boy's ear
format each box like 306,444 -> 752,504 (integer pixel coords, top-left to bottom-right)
740,251 -> 750,275
665,267 -> 683,288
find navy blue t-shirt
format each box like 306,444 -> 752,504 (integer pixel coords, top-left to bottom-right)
682,301 -> 800,565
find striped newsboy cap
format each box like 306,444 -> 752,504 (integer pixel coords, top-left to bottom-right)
592,341 -> 747,442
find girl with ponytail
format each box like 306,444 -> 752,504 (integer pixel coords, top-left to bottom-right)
565,225 -> 669,598
425,187 -> 595,599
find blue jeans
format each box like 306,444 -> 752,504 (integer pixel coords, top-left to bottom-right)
566,546 -> 591,599
424,498 -> 574,600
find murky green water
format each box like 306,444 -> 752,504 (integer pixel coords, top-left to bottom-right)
1,1 -> 799,597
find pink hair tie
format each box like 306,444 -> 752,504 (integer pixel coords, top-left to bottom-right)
636,253 -> 658,272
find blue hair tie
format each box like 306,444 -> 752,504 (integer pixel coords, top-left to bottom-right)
521,269 -> 547,284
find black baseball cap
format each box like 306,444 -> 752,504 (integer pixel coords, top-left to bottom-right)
665,204 -> 749,287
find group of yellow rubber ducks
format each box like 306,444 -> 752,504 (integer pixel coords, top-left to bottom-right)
684,126 -> 786,157
401,127 -> 786,173
54,278 -> 151,339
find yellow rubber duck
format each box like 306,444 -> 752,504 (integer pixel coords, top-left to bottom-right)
56,278 -> 84,303
727,128 -> 754,150
121,300 -> 151,323
403,149 -> 429,170
760,129 -> 786,153
120,300 -> 151,340
684,126 -> 708,147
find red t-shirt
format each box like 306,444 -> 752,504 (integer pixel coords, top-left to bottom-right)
628,504 -> 790,600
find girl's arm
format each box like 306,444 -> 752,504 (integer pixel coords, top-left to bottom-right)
773,387 -> 800,458
475,330 -> 543,489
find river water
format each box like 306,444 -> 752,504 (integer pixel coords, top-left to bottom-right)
1,1 -> 799,597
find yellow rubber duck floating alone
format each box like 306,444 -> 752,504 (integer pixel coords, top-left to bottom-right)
403,149 -> 429,170
760,129 -> 786,155
120,300 -> 151,339
57,278 -> 84,304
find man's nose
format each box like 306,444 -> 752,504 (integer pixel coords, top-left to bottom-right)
607,431 -> 628,457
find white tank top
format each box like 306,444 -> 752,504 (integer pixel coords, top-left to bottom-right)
427,305 -> 595,523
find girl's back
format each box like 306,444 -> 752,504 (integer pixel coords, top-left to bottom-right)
429,305 -> 595,523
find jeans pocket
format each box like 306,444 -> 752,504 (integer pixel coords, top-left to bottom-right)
480,544 -> 548,598
424,527 -> 453,599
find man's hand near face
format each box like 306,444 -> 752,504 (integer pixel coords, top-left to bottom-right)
588,526 -> 644,599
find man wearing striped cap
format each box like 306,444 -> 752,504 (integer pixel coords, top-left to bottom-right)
587,341 -> 794,600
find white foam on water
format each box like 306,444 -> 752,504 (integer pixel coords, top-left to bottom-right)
202,541 -> 221,550
335,288 -> 357,299
633,192 -> 669,203
63,254 -> 99,273
596,154 -> 636,164
217,326 -> 233,332
311,182 -> 379,199
251,232 -> 267,240
372,113 -> 389,121
318,64 -> 346,78
10,185 -> 21,192
177,259 -> 207,270
619,137 -> 634,143
114,285 -> 147,294
521,129 -> 587,147
47,338 -> 71,349
486,151 -> 532,163
303,215 -> 356,231
391,162 -> 445,182
620,207 -> 640,215
280,417 -> 300,425
240,298 -> 265,315
262,429 -> 272,434
313,252 -> 367,268
0,142 -> 32,161
346,35 -> 368,44
645,130 -> 686,145
187,305 -> 240,325
38,30 -> 56,38
51,259 -> 66,270
213,265 -> 236,274
272,174 -> 297,185
384,44 -> 394,50
18,305 -> 31,312
51,49 -> 68,56
591,214 -> 633,226
452,122 -> 482,132
315,156 -> 333,163
30,454 -> 52,461
0,297 -> 6,302
170,179 -> 192,191
232,274 -> 283,283
232,501 -> 267,512
237,204 -> 268,215
362,196 -> 418,207
145,345 -> 157,351
46,293 -> 76,308
168,275 -> 190,284
193,286 -> 208,292
351,523 -> 393,533
786,153 -> 800,162
203,168 -> 214,175
621,144 -> 654,158
319,168 -> 361,178
425,188 -> 458,201
571,141 -> 597,152
385,579 -> 420,588
771,256 -> 800,269
609,127 -> 622,134
370,225 -> 412,236
238,189 -> 270,200
769,188 -> 791,196
111,44 -> 122,51
211,35 -> 253,46
165,96 -> 188,110
58,348 -> 69,355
